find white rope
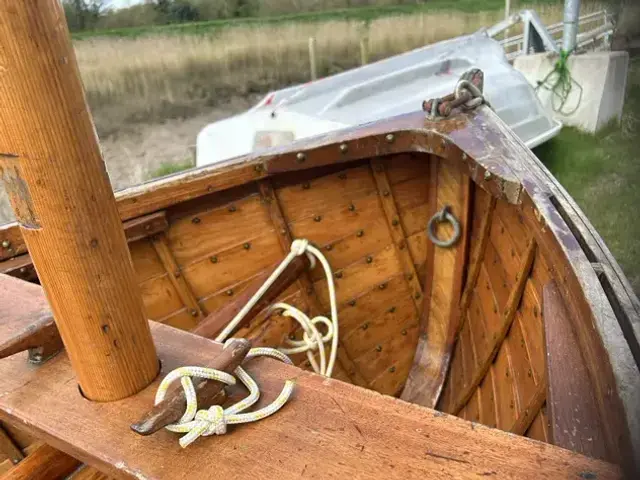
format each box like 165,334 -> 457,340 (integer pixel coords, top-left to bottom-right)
156,344 -> 295,448
156,238 -> 338,446
216,238 -> 339,378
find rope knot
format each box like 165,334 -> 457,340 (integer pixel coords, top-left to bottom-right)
197,405 -> 227,436
290,238 -> 309,256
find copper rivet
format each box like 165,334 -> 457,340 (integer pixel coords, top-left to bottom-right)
348,204 -> 355,211
306,287 -> 313,294
385,133 -> 394,143
210,256 -> 218,263
383,190 -> 390,197
415,292 -> 421,299
340,143 -> 348,153
190,309 -> 198,317
244,242 -> 251,250
226,289 -> 234,296
338,173 -> 347,179
314,215 -> 322,222
19,267 -> 27,274
376,345 -> 382,352
174,271 -> 181,278
228,205 -> 236,212
280,228 -> 287,235
289,333 -> 296,340
254,164 -> 263,172
366,256 -> 373,264
326,244 -> 333,251
388,306 -> 396,313
528,369 -> 532,377
362,323 -> 369,330
302,182 -> 310,189
144,224 -> 151,231
379,283 -> 387,290
356,229 -> 364,237
336,271 -> 343,279
296,152 -> 306,163
392,218 -> 399,226
349,299 -> 356,306
1,240 -> 9,249
484,171 -> 492,181
389,366 -> 396,373
401,329 -> 407,335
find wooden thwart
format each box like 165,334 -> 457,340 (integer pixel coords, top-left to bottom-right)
0,277 -> 621,479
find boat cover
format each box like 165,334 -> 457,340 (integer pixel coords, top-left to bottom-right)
196,32 -> 562,167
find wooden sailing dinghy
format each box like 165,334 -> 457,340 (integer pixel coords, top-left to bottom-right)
0,2 -> 639,479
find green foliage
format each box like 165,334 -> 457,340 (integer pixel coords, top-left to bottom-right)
534,57 -> 640,293
148,160 -> 195,179
73,0 -> 563,37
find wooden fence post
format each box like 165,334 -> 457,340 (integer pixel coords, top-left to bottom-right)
0,0 -> 159,401
308,37 -> 317,80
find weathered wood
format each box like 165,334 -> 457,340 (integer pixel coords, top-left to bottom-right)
152,233 -> 206,323
0,314 -> 62,363
0,425 -> 22,466
68,465 -> 112,480
0,0 -> 158,401
192,256 -> 310,340
130,338 -> 250,436
543,281 -> 608,461
0,320 -> 622,479
0,443 -> 79,480
452,240 -> 537,414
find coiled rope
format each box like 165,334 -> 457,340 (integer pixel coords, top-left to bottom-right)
156,238 -> 338,446
215,238 -> 339,377
535,49 -> 583,116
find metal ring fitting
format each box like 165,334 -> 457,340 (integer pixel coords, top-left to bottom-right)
427,205 -> 461,248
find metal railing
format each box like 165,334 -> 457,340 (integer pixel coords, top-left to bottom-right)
487,9 -> 613,61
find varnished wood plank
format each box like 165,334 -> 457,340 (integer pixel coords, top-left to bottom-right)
151,233 -> 205,324
505,317 -> 538,417
483,241 -> 513,312
493,345 -> 517,430
370,158 -> 423,312
0,443 -> 79,480
510,382 -> 547,436
517,283 -> 545,384
260,179 -> 367,387
478,371 -> 498,428
0,322 -> 621,479
453,240 -> 537,414
0,425 -> 22,466
544,281 -> 608,461
525,406 -> 549,443
399,158 -> 440,406
121,211 -> 168,243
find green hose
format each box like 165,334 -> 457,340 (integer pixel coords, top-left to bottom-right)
535,48 -> 583,116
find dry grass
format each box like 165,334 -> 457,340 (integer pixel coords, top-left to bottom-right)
76,3 -> 600,135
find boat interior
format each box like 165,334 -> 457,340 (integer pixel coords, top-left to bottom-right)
2,107 -> 638,478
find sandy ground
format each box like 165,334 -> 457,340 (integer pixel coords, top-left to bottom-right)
0,96 -> 257,226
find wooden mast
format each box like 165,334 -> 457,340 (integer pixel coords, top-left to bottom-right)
0,0 -> 159,401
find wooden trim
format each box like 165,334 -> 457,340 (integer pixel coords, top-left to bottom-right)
543,281 -> 608,461
399,158 -> 440,405
453,240 -> 537,414
459,197 -> 497,322
369,158 -> 423,313
151,233 -> 206,321
0,424 -> 23,465
258,180 -> 367,387
0,443 -> 80,480
510,384 -> 546,436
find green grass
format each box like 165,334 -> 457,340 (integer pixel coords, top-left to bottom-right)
148,160 -> 194,179
73,0 -> 561,39
533,57 -> 640,295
